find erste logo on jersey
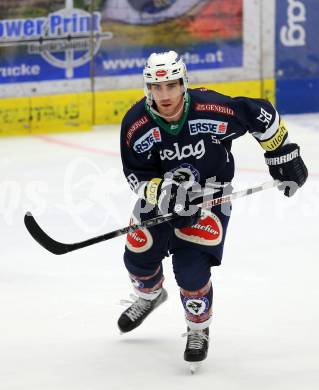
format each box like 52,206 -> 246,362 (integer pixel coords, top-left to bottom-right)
188,119 -> 228,136
160,139 -> 205,161
133,127 -> 161,153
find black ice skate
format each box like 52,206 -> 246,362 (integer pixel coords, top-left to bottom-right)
118,288 -> 168,333
183,327 -> 209,373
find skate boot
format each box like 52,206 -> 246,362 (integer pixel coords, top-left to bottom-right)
183,327 -> 209,373
118,288 -> 168,333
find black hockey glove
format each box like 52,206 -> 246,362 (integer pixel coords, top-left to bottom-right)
264,143 -> 308,197
145,176 -> 201,228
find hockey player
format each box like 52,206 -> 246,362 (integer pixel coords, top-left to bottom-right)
118,51 -> 308,368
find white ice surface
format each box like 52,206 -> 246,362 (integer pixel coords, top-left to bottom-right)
0,113 -> 319,389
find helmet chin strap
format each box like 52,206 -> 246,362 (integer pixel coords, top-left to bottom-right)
148,94 -> 185,121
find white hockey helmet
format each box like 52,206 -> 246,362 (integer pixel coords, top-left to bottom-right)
143,51 -> 188,104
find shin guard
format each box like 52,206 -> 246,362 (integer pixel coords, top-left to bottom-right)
180,280 -> 213,330
129,265 -> 164,300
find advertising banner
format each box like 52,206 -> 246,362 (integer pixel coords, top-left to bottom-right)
0,0 -> 272,133
0,0 -> 95,134
0,0 -> 110,85
0,0 -> 243,88
95,0 -> 243,77
276,0 -> 319,113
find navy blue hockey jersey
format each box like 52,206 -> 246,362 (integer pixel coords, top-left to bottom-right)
120,88 -> 288,196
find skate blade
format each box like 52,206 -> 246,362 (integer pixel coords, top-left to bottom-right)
189,362 -> 201,374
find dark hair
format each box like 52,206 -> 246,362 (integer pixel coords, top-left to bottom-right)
148,78 -> 183,87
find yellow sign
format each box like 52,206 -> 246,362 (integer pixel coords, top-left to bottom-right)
0,79 -> 275,136
0,93 -> 92,136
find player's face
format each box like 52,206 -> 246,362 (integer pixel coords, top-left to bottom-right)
149,80 -> 184,118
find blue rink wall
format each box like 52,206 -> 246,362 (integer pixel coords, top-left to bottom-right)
275,0 -> 319,114
276,78 -> 319,114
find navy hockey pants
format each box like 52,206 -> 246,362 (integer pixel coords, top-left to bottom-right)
124,200 -> 231,286
123,201 -> 231,328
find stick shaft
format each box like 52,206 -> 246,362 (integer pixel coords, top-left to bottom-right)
24,180 -> 280,255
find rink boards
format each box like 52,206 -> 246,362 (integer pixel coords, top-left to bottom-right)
0,0 -> 318,135
0,79 -> 275,136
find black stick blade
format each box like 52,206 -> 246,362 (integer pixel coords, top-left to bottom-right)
24,212 -> 70,255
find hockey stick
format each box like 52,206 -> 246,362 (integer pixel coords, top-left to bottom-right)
24,180 -> 280,255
